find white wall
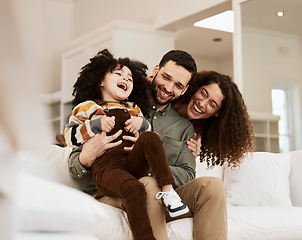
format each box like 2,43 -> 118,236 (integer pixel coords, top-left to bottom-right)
194,55 -> 233,77
41,0 -> 74,93
5,0 -> 74,95
34,0 -> 231,94
241,26 -> 302,149
73,0 -> 157,37
73,0 -> 230,35
242,27 -> 302,114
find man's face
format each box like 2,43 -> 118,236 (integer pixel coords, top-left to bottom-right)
150,61 -> 192,107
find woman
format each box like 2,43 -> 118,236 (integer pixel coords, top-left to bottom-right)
172,70 -> 254,168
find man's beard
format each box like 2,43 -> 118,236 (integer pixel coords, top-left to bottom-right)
151,73 -> 173,106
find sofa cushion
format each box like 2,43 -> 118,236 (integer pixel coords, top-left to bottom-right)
224,152 -> 292,206
228,206 -> 302,240
195,156 -> 224,179
16,172 -> 132,239
17,145 -> 79,189
167,218 -> 193,240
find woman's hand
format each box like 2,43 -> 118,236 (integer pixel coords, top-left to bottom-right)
187,133 -> 198,158
79,130 -> 122,167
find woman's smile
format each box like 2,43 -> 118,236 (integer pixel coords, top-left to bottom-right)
192,101 -> 204,114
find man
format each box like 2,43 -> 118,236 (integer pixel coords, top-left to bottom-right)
68,50 -> 227,240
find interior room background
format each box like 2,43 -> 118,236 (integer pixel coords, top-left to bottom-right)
1,0 -> 301,239
4,0 -> 302,152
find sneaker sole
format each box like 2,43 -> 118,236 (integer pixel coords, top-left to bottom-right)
168,206 -> 189,218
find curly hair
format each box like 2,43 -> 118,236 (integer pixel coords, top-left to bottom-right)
72,49 -> 150,117
172,71 -> 254,168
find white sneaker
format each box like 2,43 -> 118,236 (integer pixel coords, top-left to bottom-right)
156,189 -> 189,217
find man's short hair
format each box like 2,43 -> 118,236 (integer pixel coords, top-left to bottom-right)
159,50 -> 197,79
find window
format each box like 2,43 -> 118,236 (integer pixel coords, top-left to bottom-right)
271,89 -> 290,152
271,83 -> 301,152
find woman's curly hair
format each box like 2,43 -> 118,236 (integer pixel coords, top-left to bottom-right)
72,49 -> 150,117
172,71 -> 254,168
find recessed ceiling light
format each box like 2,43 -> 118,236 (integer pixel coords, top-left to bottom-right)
213,38 -> 222,42
276,11 -> 284,17
194,10 -> 234,33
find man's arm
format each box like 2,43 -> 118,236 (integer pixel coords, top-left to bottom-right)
168,125 -> 196,188
69,145 -> 88,179
68,130 -> 123,179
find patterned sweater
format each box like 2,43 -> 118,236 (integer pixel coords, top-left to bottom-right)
64,100 -> 150,147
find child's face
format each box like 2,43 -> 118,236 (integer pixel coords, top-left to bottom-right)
100,65 -> 133,102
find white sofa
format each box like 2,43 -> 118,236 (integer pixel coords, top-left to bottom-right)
15,145 -> 302,240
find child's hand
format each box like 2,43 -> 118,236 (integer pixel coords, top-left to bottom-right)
124,117 -> 143,135
101,116 -> 115,133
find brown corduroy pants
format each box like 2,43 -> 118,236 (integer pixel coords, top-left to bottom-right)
91,110 -> 175,240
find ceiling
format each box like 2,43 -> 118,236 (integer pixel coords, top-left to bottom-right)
241,0 -> 302,37
175,0 -> 301,61
175,25 -> 233,61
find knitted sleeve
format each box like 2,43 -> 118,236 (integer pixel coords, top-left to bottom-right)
64,100 -> 105,147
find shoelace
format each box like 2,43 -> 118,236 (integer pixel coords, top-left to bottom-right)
155,191 -> 182,205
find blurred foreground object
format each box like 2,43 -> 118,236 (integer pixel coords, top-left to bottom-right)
0,0 -> 51,239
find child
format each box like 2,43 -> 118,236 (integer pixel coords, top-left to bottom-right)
65,49 -> 189,240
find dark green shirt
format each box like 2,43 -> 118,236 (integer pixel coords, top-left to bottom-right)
68,102 -> 195,195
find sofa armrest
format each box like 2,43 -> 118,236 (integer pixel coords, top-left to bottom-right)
289,150 -> 302,207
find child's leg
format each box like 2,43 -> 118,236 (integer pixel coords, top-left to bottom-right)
126,131 -> 189,217
161,184 -> 173,192
92,167 -> 156,240
95,177 -> 168,240
126,131 -> 174,187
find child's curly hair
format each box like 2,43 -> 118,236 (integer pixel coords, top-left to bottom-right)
72,49 -> 150,116
172,71 -> 254,169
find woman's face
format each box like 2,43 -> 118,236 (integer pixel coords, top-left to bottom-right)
186,83 -> 224,120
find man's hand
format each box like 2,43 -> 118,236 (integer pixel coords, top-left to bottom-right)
123,130 -> 139,151
124,117 -> 143,134
79,130 -> 122,168
187,133 -> 198,158
101,116 -> 115,133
